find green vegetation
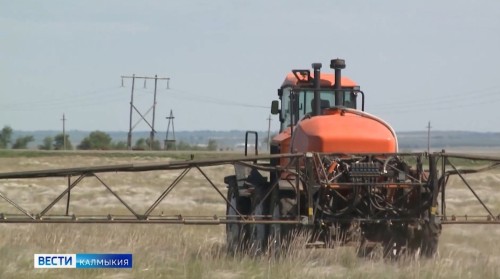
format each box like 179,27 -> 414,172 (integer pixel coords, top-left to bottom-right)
78,130 -> 113,150
54,133 -> 73,150
1,126 -> 224,152
12,135 -> 34,149
39,136 -> 54,150
1,125 -> 37,150
133,138 -> 161,150
39,134 -> 73,150
0,126 -> 13,148
112,141 -> 128,150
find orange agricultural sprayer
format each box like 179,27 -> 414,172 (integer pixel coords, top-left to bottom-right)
1,58 -> 499,258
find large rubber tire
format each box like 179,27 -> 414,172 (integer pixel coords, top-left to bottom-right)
419,221 -> 440,257
382,232 -> 408,259
268,190 -> 298,255
249,184 -> 270,254
225,176 -> 251,254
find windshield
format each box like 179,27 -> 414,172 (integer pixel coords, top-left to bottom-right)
280,88 -> 358,131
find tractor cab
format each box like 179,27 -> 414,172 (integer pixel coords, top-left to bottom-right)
273,86 -> 364,132
269,59 -> 396,156
271,59 -> 365,132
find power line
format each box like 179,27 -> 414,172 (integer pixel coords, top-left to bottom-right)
121,74 -> 170,150
371,94 -> 500,115
168,88 -> 270,109
0,86 -> 125,111
370,86 -> 500,111
1,84 -> 269,112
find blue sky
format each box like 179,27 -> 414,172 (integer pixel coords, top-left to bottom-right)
1,1 -> 500,132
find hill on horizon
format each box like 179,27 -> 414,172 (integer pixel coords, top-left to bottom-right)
8,129 -> 500,151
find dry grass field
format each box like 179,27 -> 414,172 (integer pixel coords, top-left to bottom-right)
0,152 -> 500,278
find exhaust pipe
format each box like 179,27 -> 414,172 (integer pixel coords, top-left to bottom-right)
330,59 -> 346,106
312,63 -> 322,116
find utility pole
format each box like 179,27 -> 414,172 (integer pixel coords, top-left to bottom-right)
61,113 -> 66,150
126,74 -> 135,150
121,74 -> 170,150
150,75 -> 158,150
165,109 -> 176,150
266,115 -> 272,151
427,121 -> 432,153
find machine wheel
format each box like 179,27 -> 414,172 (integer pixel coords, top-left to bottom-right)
358,224 -> 414,259
225,175 -> 250,253
382,234 -> 407,259
268,195 -> 283,254
419,221 -> 440,257
268,190 -> 298,254
249,184 -> 269,254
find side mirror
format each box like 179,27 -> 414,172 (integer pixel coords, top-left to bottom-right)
271,100 -> 280,115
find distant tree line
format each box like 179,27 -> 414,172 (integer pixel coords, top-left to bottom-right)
0,126 -> 35,149
0,125 -> 218,151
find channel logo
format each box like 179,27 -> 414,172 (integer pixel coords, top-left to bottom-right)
34,254 -> 133,269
